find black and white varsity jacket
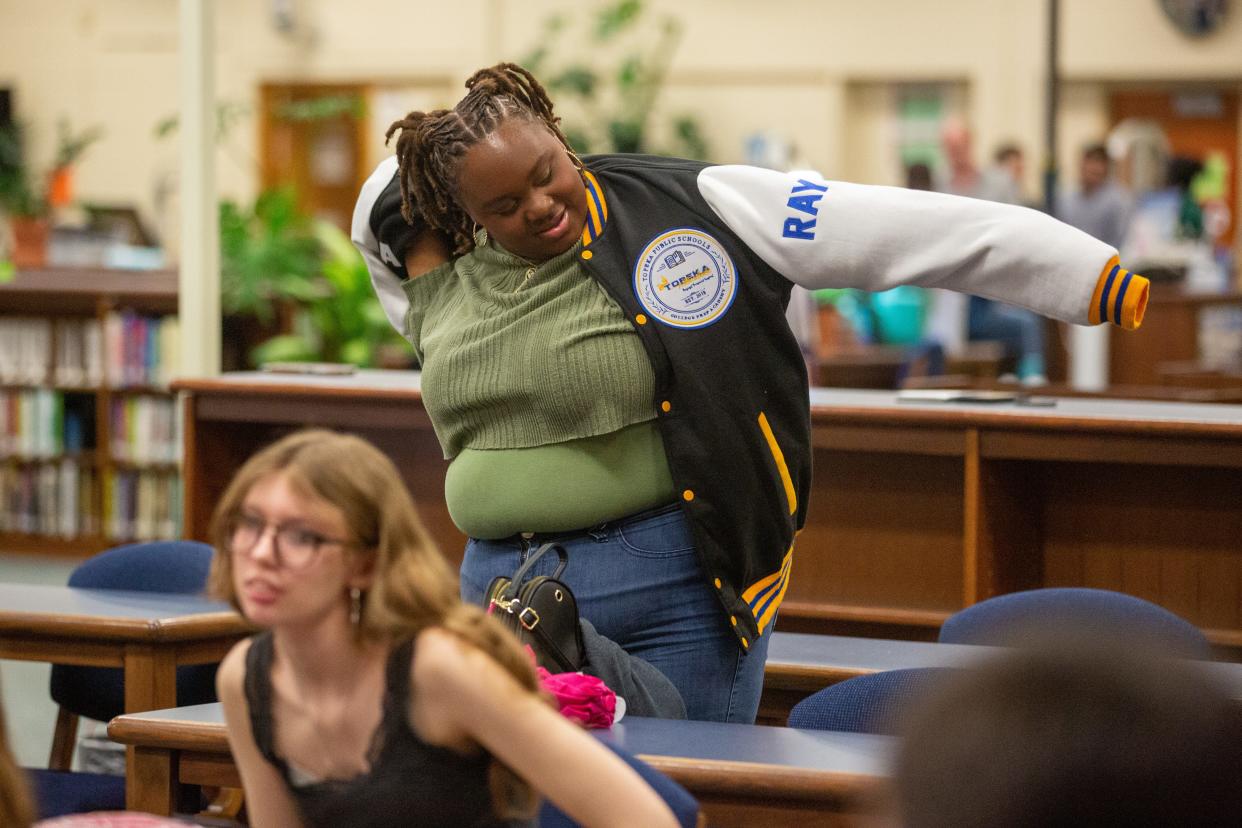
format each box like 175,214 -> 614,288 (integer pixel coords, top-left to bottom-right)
353,153 -> 1147,650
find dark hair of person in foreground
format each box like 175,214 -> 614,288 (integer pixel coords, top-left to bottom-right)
894,636 -> 1242,828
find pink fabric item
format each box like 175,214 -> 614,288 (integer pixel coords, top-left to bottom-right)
36,814 -> 189,827
536,666 -> 617,728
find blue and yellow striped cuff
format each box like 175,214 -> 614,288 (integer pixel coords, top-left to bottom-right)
1088,256 -> 1149,330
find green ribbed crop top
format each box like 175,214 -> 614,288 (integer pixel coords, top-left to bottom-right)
401,234 -> 674,538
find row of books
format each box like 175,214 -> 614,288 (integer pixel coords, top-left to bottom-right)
105,468 -> 183,542
0,318 -> 65,386
103,312 -> 182,389
110,395 -> 181,465
0,389 -> 94,459
0,389 -> 181,465
0,460 -> 98,538
0,313 -> 181,389
0,461 -> 183,541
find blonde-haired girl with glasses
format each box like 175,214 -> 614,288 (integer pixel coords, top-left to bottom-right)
209,429 -> 677,828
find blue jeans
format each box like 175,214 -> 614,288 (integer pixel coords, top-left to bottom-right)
459,504 -> 770,723
967,296 -> 1047,376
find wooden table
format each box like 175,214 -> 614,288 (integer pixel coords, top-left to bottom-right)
174,372 -> 1242,654
760,632 -> 1242,724
797,388 -> 1242,653
1109,285 -> 1242,386
759,633 -> 990,724
0,583 -> 250,808
109,703 -> 892,827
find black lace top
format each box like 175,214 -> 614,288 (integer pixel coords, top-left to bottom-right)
243,631 -> 524,828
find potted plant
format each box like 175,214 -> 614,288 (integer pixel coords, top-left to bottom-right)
0,119 -> 103,268
248,219 -> 411,368
218,186 -> 325,370
522,0 -> 709,159
0,121 -> 50,267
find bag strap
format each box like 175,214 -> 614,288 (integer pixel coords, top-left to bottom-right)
530,623 -> 579,673
500,543 -> 568,599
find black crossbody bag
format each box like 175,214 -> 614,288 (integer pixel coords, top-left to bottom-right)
485,543 -> 585,673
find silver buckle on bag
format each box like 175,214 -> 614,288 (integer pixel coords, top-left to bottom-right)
518,606 -> 541,630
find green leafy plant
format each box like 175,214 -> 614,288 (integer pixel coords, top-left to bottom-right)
218,187 -> 324,322
0,119 -> 102,219
52,120 -> 105,170
0,122 -> 43,217
153,101 -> 251,141
274,94 -> 366,122
523,0 -> 708,159
249,221 -> 408,367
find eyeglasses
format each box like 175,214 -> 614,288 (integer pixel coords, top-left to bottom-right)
228,513 -> 354,570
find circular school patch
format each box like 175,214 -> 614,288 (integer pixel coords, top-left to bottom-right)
633,228 -> 737,329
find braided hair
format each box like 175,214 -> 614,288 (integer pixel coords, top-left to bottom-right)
385,63 -> 583,255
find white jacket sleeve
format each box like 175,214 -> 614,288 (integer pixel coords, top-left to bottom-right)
351,156 -> 410,335
696,164 -> 1147,329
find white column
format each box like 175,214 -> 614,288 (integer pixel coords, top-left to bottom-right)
1069,323 -> 1109,390
177,0 -> 220,378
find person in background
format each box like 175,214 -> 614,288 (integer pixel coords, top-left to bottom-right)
938,124 -> 1029,206
935,123 -> 1048,383
893,636 -> 1242,828
210,429 -> 678,828
905,162 -> 933,192
936,118 -> 980,197
1056,143 -> 1133,249
979,142 -> 1029,206
1121,155 -> 1209,275
354,63 -> 1150,724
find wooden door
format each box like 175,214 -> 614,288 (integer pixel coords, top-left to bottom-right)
260,84 -> 370,232
1110,89 -> 1238,248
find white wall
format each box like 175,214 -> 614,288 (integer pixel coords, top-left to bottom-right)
2,0 -> 1241,257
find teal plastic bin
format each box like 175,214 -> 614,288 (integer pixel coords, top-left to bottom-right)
871,286 -> 927,345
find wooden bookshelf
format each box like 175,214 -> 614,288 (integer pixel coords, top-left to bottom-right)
175,373 -> 1242,656
0,267 -> 179,557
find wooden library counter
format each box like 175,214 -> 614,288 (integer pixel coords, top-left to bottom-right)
175,372 -> 1242,650
1109,284 -> 1242,386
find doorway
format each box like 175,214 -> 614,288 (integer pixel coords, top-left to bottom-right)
260,83 -> 370,232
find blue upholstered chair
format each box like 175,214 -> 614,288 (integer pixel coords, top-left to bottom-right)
938,587 -> 1210,659
28,771 -> 130,821
786,668 -> 949,735
32,541 -> 218,818
538,740 -> 700,827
